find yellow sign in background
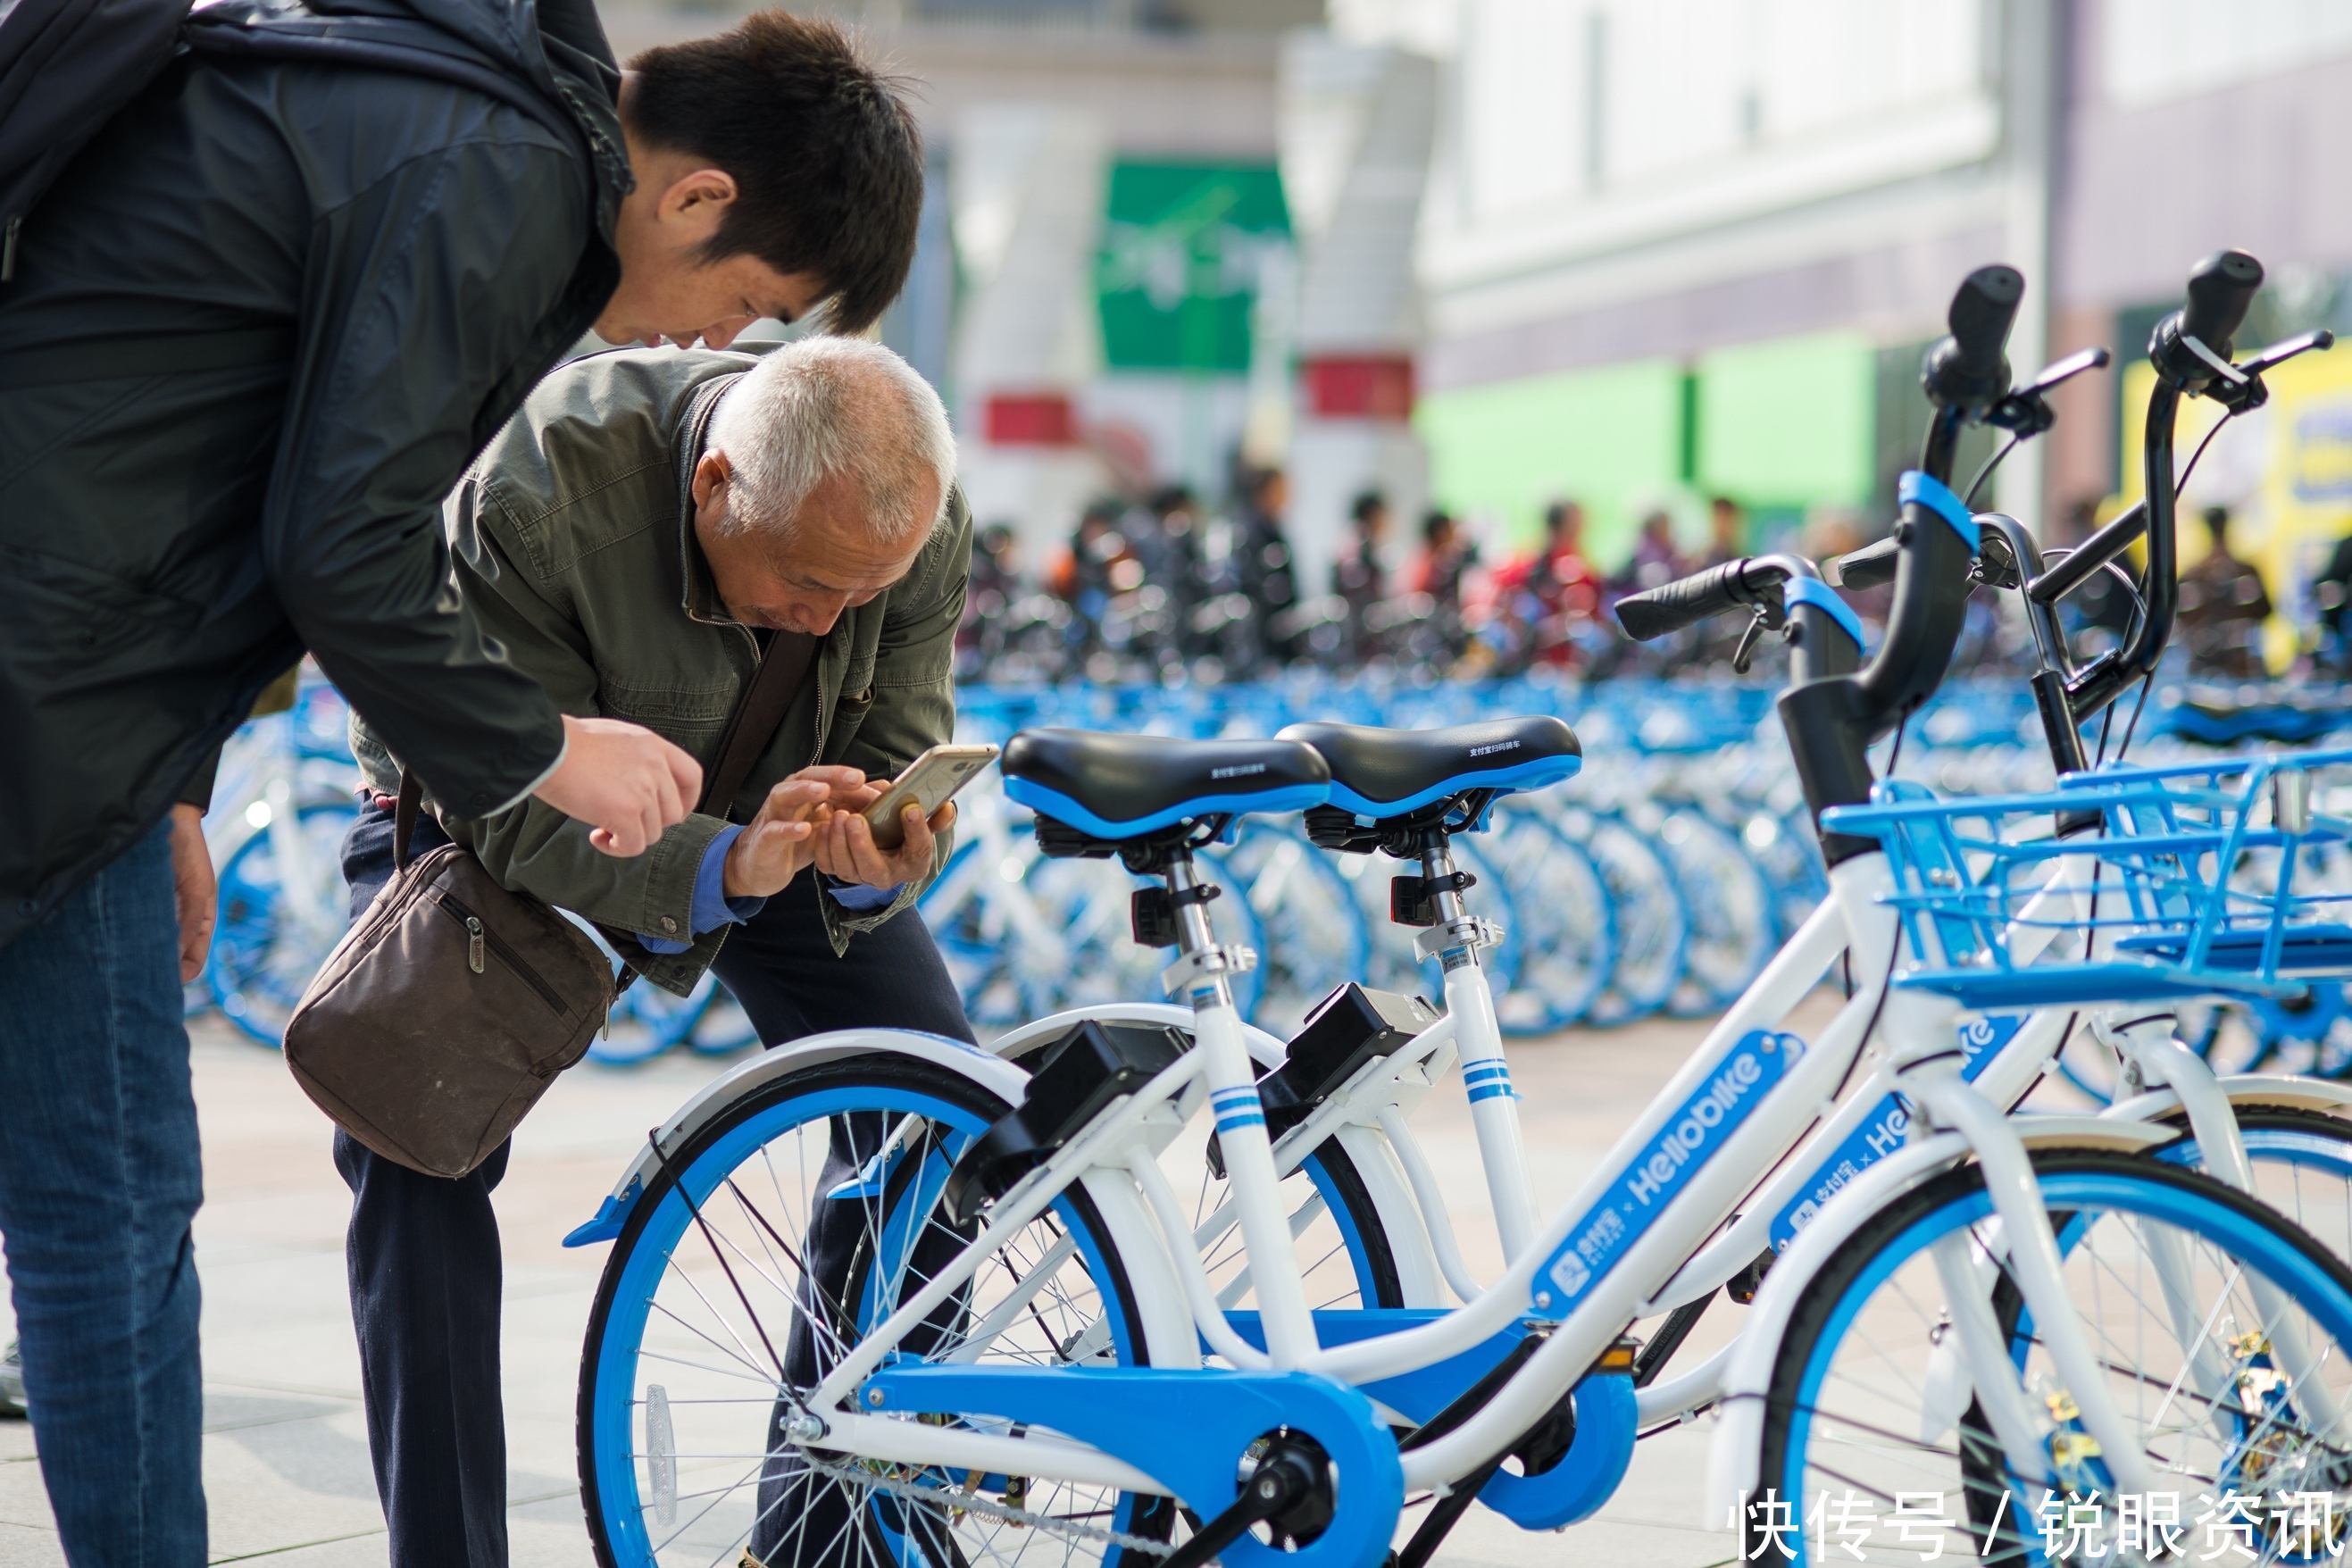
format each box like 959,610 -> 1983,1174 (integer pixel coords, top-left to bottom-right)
2117,348 -> 2352,668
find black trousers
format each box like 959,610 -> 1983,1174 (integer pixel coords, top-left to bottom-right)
335,803 -> 975,1568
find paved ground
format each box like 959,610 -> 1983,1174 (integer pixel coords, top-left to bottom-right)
0,1005 -> 1789,1567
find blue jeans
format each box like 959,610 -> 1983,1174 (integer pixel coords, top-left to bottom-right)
0,818 -> 207,1566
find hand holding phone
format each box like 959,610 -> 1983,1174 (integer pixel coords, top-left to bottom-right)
862,744 -> 999,851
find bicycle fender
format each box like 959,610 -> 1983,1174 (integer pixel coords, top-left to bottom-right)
2008,1114 -> 2172,1153
988,1001 -> 1294,1069
2104,1072 -> 2352,1126
561,1028 -> 1025,1249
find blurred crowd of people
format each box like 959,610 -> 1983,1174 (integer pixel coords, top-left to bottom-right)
955,473 -> 2352,689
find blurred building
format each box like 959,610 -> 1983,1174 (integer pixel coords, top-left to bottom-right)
1341,0 -> 2352,591
604,0 -> 1319,573
606,0 -> 2352,615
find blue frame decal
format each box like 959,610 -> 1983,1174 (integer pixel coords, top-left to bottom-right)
1463,1059 -> 1517,1104
1211,1085 -> 1266,1132
1767,1012 -> 2024,1251
1898,470 -> 1981,549
1537,1030 -> 1804,1314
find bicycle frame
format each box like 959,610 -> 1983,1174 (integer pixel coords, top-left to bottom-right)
771,835 -> 2191,1514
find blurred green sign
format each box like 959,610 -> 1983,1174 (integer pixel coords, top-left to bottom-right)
1096,161 -> 1290,373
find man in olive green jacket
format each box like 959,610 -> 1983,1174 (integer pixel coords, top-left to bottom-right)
338,336 -> 973,1567
351,339 -> 968,988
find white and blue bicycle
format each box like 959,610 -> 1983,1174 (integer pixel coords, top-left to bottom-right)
563,257 -> 2352,1568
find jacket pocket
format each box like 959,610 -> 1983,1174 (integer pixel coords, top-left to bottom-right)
822,680 -> 876,762
0,545 -> 206,672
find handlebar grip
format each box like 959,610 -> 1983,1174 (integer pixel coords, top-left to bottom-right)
1828,536 -> 1900,590
1615,561 -> 1748,642
1947,264 -> 2024,376
2180,249 -> 2263,358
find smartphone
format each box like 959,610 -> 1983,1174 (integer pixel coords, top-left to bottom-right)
862,743 -> 1000,850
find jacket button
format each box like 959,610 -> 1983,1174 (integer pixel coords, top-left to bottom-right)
660,916 -> 679,934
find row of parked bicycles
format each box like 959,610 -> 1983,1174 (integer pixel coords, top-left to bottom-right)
547,251 -> 2352,1567
198,664 -> 2352,1077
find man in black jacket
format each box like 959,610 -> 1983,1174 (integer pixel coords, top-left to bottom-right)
0,8 -> 924,1564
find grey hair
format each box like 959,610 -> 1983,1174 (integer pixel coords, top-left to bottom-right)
705,338 -> 955,548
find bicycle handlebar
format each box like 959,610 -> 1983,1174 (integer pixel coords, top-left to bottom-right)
1773,268 -> 2023,862
2064,250 -> 2264,719
1614,562 -> 1750,642
1613,555 -> 1863,686
1826,534 -> 1900,591
2178,248 -> 2263,367
1922,264 -> 2023,414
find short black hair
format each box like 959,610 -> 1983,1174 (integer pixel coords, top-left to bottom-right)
627,13 -> 923,334
1422,508 -> 1454,545
1350,489 -> 1387,526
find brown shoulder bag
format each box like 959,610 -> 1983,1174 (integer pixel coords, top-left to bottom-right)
283,630 -> 816,1177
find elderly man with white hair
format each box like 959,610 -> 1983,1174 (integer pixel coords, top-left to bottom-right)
337,335 -> 974,1568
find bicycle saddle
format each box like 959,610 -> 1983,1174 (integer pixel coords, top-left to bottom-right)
1001,729 -> 1330,839
1278,716 -> 1581,819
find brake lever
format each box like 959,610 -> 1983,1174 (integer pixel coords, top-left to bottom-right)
1974,530 -> 2023,592
1984,346 -> 2114,436
2206,329 -> 2335,416
2236,328 -> 2335,379
1731,610 -> 1769,674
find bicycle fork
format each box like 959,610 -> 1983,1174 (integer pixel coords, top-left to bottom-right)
1891,994 -> 2168,1503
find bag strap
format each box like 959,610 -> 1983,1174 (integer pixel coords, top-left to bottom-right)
672,370 -> 822,822
393,767 -> 423,872
179,12 -> 580,150
698,630 -> 817,820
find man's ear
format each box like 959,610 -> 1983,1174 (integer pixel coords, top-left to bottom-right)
659,166 -> 738,242
691,449 -> 730,513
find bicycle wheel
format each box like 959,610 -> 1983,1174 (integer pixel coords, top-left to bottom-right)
580,1053 -> 1168,1568
686,981 -> 761,1057
921,838 -> 1059,1029
209,800 -> 359,1046
2157,1105 -> 2352,1265
1647,803 -> 1775,1018
1184,1135 -> 1406,1316
1486,802 -> 1614,1036
1754,1150 -> 2352,1565
1561,805 -> 1689,1025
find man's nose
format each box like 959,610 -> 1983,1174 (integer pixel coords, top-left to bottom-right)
799,594 -> 851,636
703,318 -> 755,352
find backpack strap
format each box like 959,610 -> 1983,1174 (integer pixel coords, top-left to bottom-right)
179,11 -> 579,149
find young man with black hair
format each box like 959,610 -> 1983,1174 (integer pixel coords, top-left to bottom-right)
0,8 -> 924,1564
